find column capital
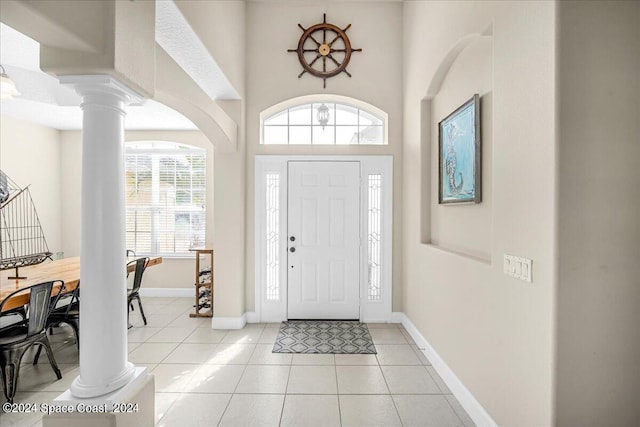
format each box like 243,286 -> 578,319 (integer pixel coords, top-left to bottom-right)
59,74 -> 146,106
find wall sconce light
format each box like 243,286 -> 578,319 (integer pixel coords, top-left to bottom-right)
0,65 -> 20,100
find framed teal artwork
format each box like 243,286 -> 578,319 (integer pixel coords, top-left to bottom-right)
438,94 -> 481,204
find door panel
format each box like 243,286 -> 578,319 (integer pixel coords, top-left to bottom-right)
287,161 -> 360,319
329,261 -> 346,302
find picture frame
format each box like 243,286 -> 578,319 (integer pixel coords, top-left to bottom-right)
438,94 -> 481,204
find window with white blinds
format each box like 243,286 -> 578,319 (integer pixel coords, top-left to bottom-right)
125,142 -> 206,256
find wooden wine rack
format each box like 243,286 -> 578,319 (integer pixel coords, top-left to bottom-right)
189,248 -> 214,318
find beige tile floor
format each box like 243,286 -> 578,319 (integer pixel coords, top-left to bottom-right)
0,297 -> 475,427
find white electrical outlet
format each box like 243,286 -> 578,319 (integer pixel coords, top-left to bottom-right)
504,254 -> 533,283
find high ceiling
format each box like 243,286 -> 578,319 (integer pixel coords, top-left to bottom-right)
0,23 -> 198,131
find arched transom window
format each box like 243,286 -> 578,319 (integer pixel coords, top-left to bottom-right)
261,96 -> 388,145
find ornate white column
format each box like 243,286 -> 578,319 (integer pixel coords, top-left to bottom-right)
59,75 -> 146,399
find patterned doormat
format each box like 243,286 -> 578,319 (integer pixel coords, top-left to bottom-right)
273,320 -> 376,354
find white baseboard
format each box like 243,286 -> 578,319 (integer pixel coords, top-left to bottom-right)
212,314 -> 247,330
397,313 -> 498,427
245,312 -> 260,323
390,312 -> 405,323
363,318 -> 394,323
139,288 -> 192,298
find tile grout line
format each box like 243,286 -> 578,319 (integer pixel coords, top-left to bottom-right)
423,364 -> 447,394
332,356 -> 343,426
216,341 -> 257,427
277,357 -> 293,426
378,356 -> 405,426
443,394 -> 470,427
154,392 -> 180,426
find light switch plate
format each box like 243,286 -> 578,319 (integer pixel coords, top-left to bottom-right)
504,254 -> 533,282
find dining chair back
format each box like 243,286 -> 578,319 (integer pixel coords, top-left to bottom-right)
33,282 -> 80,364
26,282 -> 52,336
127,257 -> 150,327
0,281 -> 62,403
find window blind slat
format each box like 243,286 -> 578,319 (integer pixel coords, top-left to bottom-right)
125,145 -> 206,256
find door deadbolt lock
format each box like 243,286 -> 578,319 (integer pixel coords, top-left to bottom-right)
290,236 -> 296,242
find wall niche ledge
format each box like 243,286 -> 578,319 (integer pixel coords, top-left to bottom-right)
422,242 -> 492,266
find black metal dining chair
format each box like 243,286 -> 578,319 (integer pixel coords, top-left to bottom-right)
127,257 -> 150,327
32,282 -> 80,365
48,283 -> 79,343
0,281 -> 63,403
0,306 -> 27,330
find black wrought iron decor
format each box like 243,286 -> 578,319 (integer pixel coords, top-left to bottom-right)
0,170 -> 52,279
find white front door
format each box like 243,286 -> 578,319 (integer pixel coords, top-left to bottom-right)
287,161 -> 361,319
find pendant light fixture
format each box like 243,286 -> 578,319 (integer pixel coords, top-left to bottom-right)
317,103 -> 330,129
0,65 -> 20,100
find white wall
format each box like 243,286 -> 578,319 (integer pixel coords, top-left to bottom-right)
59,131 -> 81,256
59,130 -> 215,290
175,0 -> 246,99
428,36 -> 493,262
0,115 -> 62,256
245,0 -> 404,312
403,2 -> 556,425
556,1 -> 640,425
175,0 -> 248,317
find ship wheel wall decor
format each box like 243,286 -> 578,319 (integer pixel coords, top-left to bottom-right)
287,13 -> 362,88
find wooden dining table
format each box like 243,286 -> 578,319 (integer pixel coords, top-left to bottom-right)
0,256 -> 162,312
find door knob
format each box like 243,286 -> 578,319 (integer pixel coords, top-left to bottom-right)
290,247 -> 296,253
